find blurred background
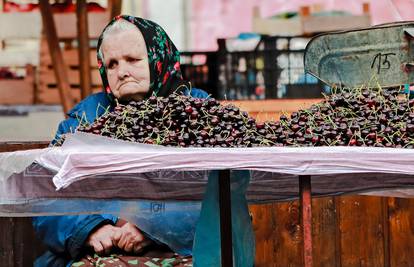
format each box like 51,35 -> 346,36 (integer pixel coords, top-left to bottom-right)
1,0 -> 414,141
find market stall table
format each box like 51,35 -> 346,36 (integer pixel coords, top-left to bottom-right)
2,133 -> 414,266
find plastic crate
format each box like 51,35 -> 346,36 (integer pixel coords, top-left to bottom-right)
180,51 -> 218,98
181,35 -> 328,100
216,35 -> 327,100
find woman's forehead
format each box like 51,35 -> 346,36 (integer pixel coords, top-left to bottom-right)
101,28 -> 147,57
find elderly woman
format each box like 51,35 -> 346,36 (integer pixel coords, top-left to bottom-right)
33,15 -> 208,267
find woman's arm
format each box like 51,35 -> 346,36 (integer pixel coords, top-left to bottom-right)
34,114 -> 119,259
32,214 -> 118,259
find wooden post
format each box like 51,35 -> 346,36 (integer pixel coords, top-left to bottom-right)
300,6 -> 311,17
382,197 -> 390,267
252,6 -> 260,19
0,0 -> 5,51
76,0 -> 92,99
39,0 -> 75,115
363,3 -> 370,15
0,0 -> 3,50
108,0 -> 123,19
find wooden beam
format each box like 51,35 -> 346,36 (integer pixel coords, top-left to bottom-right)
39,0 -> 75,114
300,175 -> 313,267
76,0 -> 92,99
382,197 -> 390,267
108,0 -> 123,19
0,141 -> 49,152
0,0 -> 5,48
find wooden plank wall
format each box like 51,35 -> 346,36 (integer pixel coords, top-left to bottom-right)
0,218 -> 46,267
250,196 -> 414,267
223,98 -> 323,122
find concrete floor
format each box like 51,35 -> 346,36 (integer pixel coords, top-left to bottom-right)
0,105 -> 64,142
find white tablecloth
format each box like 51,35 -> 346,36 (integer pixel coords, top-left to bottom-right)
2,132 -> 414,216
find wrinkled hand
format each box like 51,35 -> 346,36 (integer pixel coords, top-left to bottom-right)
85,224 -> 119,255
115,222 -> 152,254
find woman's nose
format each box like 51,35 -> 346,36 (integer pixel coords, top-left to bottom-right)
117,61 -> 130,79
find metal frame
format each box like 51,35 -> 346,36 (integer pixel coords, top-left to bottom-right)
218,171 -> 313,267
218,170 -> 233,266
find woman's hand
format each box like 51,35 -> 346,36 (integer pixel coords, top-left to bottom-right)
85,220 -> 153,256
85,224 -> 120,255
115,222 -> 152,254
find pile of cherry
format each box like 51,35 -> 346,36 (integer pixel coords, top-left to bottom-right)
72,88 -> 414,148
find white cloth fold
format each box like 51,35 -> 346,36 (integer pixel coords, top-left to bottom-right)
0,147 -> 53,181
33,132 -> 414,190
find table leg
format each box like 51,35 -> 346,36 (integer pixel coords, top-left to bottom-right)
299,175 -> 313,267
219,169 -> 233,266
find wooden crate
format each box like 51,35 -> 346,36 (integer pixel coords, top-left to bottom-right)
302,14 -> 371,34
0,11 -> 110,105
225,98 -> 323,121
0,64 -> 35,105
37,37 -> 102,104
252,5 -> 371,36
253,11 -> 303,36
0,11 -> 109,39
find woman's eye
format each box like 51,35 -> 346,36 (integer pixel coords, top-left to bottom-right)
107,60 -> 117,69
127,57 -> 139,63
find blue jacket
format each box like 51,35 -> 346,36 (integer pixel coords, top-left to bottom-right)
33,89 -> 209,267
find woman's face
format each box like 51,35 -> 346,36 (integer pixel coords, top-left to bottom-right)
101,27 -> 150,102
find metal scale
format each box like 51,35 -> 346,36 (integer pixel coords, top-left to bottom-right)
304,21 -> 414,90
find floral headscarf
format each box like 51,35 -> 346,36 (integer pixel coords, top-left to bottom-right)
97,15 -> 189,101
